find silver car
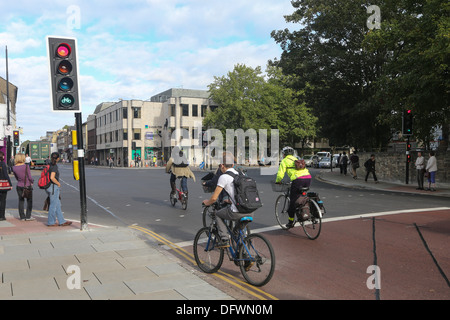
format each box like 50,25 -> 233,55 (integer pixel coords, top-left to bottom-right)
303,155 -> 319,167
318,157 -> 333,168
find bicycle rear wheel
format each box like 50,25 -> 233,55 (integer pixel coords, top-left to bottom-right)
275,194 -> 290,230
239,233 -> 275,287
301,199 -> 322,240
170,193 -> 177,206
193,227 -> 224,273
181,194 -> 187,210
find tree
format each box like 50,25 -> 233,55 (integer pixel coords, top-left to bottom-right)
204,64 -> 317,147
205,64 -> 274,132
363,0 -> 449,150
271,0 -> 392,150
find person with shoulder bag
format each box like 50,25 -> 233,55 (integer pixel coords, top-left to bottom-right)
0,151 -> 12,221
12,153 -> 35,221
46,152 -> 72,227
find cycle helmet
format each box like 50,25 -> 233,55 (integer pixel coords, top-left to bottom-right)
282,146 -> 295,156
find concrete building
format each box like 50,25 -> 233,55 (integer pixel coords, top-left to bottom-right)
0,77 -> 18,159
93,88 -> 217,167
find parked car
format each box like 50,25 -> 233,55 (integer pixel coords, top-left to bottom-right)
303,155 -> 319,167
318,157 -> 334,168
332,154 -> 340,167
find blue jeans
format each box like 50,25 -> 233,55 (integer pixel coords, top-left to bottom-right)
170,173 -> 188,193
46,184 -> 66,225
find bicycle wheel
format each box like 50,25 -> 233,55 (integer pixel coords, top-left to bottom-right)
202,205 -> 215,228
193,227 -> 224,273
301,199 -> 322,240
275,194 -> 290,230
181,194 -> 187,210
239,233 -> 275,287
170,192 -> 177,207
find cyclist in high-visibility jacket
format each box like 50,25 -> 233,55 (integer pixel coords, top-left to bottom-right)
276,146 -> 312,229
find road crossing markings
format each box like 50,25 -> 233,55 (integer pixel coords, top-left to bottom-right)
129,224 -> 278,300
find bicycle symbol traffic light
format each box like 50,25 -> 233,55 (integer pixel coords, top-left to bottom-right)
46,37 -> 81,112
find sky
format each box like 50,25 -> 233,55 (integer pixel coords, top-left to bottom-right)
0,0 -> 295,143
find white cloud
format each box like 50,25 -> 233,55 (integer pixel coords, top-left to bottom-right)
0,0 -> 295,142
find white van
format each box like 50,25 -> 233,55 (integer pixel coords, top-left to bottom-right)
316,152 -> 331,161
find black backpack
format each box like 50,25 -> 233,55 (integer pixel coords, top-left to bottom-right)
226,171 -> 262,213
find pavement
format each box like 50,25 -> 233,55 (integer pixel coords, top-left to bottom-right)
316,168 -> 450,198
0,167 -> 448,300
0,212 -> 232,300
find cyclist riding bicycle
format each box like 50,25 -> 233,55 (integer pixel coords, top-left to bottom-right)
166,147 -> 196,200
275,146 -> 312,229
202,152 -> 251,248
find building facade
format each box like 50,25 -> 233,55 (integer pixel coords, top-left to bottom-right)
93,88 -> 217,167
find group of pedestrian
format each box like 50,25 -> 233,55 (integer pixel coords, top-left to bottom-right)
341,150 -> 439,191
415,151 -> 438,191
0,151 -> 71,227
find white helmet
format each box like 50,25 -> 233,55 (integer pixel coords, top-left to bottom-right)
282,146 -> 295,156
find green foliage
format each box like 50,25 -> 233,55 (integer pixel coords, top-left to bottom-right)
271,0 -> 449,150
363,0 -> 449,149
204,64 -> 317,146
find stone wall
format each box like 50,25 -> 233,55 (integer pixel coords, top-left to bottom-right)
356,151 -> 449,188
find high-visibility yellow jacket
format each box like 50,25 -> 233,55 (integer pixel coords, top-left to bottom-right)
276,155 -> 311,183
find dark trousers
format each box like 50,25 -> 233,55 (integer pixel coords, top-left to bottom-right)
288,178 -> 311,218
16,187 -> 33,219
0,191 -> 7,219
365,170 -> 378,182
417,169 -> 424,189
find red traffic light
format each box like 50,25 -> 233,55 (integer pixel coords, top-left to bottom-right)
56,43 -> 71,58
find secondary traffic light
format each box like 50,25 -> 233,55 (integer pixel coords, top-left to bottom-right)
13,130 -> 19,146
402,109 -> 413,135
46,36 -> 81,112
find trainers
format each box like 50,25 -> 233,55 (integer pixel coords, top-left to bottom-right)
285,221 -> 295,229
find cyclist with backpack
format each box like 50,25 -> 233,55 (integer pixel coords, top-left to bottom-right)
275,146 -> 312,229
202,152 -> 261,248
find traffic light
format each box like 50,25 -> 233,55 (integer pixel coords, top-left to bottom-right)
407,154 -> 411,163
13,130 -> 19,147
406,142 -> 411,151
46,36 -> 81,112
402,109 -> 413,135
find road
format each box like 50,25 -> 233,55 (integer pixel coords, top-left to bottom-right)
8,164 -> 449,300
16,164 -> 448,241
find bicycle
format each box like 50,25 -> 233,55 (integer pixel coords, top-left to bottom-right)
170,177 -> 188,210
193,206 -> 275,286
273,182 -> 325,240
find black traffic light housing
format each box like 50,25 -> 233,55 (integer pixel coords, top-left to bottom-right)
46,36 -> 81,112
13,130 -> 19,147
402,109 -> 413,135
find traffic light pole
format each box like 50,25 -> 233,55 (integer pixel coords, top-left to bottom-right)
75,112 -> 88,230
405,136 -> 410,185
